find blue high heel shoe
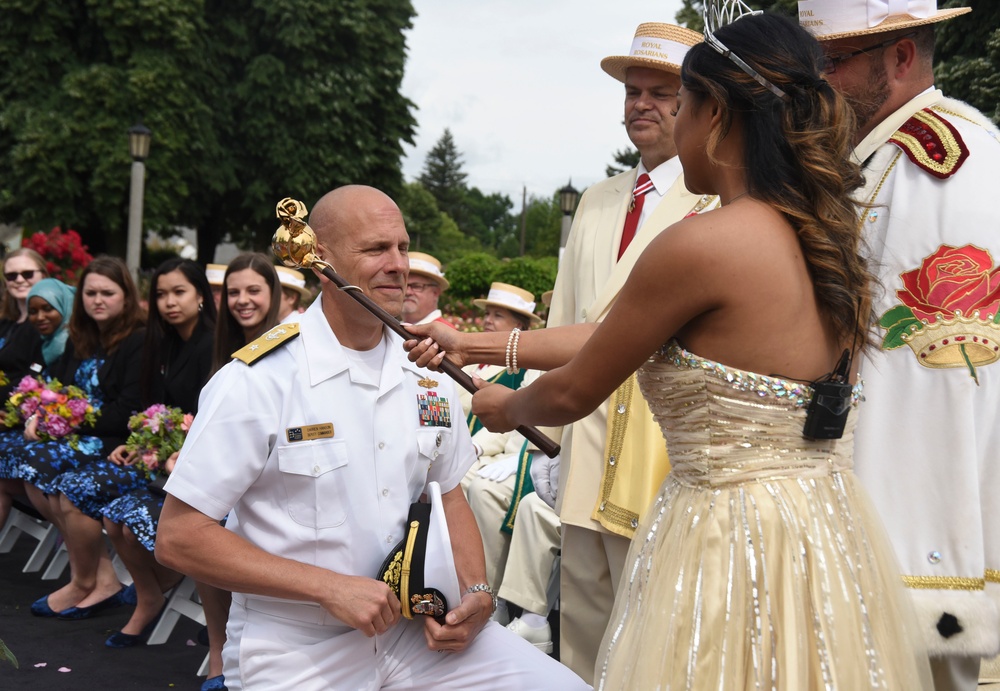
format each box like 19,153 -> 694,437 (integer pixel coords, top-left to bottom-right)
58,584 -> 134,620
105,597 -> 169,648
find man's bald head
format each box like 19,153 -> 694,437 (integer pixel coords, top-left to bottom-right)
306,185 -> 410,340
310,185 -> 403,252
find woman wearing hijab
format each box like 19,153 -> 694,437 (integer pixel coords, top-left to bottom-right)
0,277 -> 76,530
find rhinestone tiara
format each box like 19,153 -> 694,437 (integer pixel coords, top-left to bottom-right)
702,0 -> 788,100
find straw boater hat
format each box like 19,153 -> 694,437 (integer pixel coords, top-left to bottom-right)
798,0 -> 970,42
407,252 -> 449,291
473,282 -> 543,326
275,265 -> 310,299
205,263 -> 227,288
600,23 -> 703,82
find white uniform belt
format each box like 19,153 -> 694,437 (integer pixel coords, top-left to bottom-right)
233,592 -> 352,630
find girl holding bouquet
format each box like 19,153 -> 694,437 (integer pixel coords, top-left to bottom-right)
11,256 -> 146,618
0,277 -> 75,529
99,259 -> 216,650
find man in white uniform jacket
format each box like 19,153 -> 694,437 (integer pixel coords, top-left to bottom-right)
801,2 -> 1000,690
156,186 -> 587,691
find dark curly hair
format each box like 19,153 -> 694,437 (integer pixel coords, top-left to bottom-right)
681,12 -> 873,349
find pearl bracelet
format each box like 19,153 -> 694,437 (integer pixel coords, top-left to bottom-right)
505,328 -> 521,375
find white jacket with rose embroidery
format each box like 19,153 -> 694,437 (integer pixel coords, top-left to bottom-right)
851,89 -> 1000,657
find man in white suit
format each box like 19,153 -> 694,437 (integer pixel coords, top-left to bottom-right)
542,23 -> 717,683
800,2 -> 1000,690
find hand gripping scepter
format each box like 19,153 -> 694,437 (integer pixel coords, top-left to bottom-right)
271,198 -> 560,458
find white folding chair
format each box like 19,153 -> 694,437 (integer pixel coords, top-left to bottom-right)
0,506 -> 60,573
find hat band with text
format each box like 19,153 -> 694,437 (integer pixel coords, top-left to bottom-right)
799,0 -> 937,36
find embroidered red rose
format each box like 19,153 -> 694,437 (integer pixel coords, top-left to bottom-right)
896,244 -> 1000,322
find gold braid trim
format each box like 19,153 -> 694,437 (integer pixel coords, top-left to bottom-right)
591,377 -> 640,535
985,569 -> 1000,583
902,575 -> 985,591
888,108 -> 968,179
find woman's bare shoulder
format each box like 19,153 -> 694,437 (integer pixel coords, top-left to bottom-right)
647,200 -> 794,266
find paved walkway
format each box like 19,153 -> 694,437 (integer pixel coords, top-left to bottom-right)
0,538 -> 207,690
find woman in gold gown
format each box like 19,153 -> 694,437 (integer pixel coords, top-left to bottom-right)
407,11 -> 932,691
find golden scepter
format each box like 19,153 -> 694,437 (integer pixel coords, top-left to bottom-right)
271,197 -> 560,458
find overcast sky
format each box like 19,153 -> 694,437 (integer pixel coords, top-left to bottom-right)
400,0 -> 687,205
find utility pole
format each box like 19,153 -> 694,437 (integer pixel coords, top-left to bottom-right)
519,185 -> 527,256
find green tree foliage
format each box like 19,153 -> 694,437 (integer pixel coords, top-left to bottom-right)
0,0 -> 417,261
493,256 -> 557,300
397,181 -> 479,262
442,251 -> 500,300
464,187 -> 517,249
606,147 -> 641,177
418,128 -> 468,224
935,1 -> 999,126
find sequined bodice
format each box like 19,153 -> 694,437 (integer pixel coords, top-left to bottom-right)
639,341 -> 860,488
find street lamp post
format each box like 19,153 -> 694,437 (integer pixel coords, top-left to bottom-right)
126,122 -> 152,283
558,180 -> 580,267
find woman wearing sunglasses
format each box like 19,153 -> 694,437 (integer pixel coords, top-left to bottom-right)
0,248 -> 49,399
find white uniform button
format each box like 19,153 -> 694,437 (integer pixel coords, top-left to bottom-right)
382,489 -> 389,496
386,535 -> 393,544
928,551 -> 942,564
313,465 -> 320,474
378,441 -> 385,449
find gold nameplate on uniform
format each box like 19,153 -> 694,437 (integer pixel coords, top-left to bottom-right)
286,423 -> 334,443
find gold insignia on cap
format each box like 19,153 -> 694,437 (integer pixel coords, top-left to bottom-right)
418,377 -> 439,389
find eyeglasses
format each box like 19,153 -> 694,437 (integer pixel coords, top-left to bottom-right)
406,282 -> 437,293
4,269 -> 40,282
822,32 -> 917,74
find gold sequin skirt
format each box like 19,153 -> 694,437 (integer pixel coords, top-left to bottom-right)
594,470 -> 933,690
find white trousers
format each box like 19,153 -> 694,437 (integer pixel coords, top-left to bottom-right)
224,595 -> 590,690
466,472 -> 516,590
498,492 -> 560,615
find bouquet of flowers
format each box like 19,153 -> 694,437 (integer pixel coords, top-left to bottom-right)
2,375 -> 99,449
21,227 -> 94,285
124,404 -> 194,480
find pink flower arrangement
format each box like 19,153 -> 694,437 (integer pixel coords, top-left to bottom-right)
2,375 -> 99,449
125,404 -> 192,480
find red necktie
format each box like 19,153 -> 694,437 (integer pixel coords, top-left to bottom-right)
618,173 -> 654,261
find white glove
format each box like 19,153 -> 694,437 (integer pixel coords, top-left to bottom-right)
476,454 -> 519,482
529,453 -> 560,509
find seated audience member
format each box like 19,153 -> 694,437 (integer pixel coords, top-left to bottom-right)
0,277 -> 74,529
205,263 -> 227,312
101,259 -> 216,650
0,248 -> 47,399
13,257 -> 146,618
401,251 -> 454,327
275,265 -> 310,320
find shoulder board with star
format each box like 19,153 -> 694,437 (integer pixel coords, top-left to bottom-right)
888,108 -> 969,179
232,323 -> 300,365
